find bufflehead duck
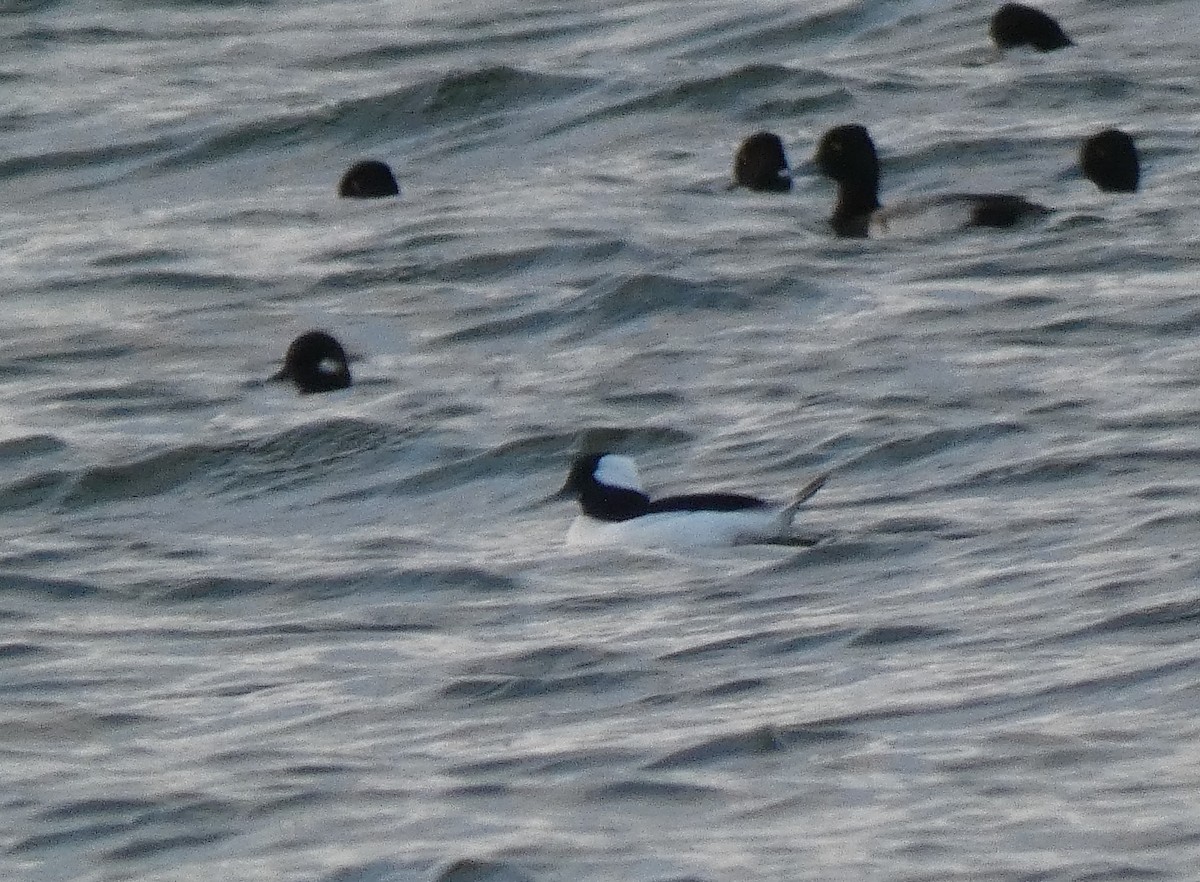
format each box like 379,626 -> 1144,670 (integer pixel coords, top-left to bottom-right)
989,3 -> 1073,52
813,124 -> 1049,238
338,160 -> 400,198
1080,129 -> 1139,193
734,132 -> 793,193
558,452 -> 828,549
270,331 -> 352,394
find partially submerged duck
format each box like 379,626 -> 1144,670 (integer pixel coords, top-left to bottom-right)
734,131 -> 792,193
270,331 -> 352,394
1080,129 -> 1140,193
813,124 -> 1049,238
338,160 -> 400,199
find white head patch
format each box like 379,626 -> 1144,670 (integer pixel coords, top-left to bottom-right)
318,357 -> 344,376
594,454 -> 644,492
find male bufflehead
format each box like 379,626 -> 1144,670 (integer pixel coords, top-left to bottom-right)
270,330 -> 352,394
989,3 -> 1073,52
558,452 -> 828,549
813,124 -> 1049,238
1080,129 -> 1140,193
734,132 -> 793,193
338,159 -> 400,199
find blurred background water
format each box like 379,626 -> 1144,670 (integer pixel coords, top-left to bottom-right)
3,1 -> 1200,880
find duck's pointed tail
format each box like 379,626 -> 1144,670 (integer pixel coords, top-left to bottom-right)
775,471 -> 830,533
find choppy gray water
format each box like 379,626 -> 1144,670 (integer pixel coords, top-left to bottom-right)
3,1 -> 1200,880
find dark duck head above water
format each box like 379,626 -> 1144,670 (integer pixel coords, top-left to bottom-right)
270,330 -> 352,394
338,160 -> 400,199
989,3 -> 1073,52
1080,129 -> 1140,193
733,131 -> 793,193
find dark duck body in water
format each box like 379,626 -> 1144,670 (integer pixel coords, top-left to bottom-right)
813,124 -> 1048,238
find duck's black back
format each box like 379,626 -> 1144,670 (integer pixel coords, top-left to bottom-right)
648,493 -> 770,514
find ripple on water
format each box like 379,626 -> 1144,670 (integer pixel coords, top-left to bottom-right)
5,417 -> 401,514
433,858 -> 534,882
0,433 -> 66,460
846,624 -> 957,647
0,573 -> 101,600
1072,596 -> 1200,637
442,642 -> 650,704
11,794 -> 244,863
645,723 -> 856,771
658,625 -> 848,663
155,66 -> 596,171
582,778 -> 727,804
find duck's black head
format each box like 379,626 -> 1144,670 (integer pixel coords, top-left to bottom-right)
989,3 -> 1073,52
558,452 -> 650,522
1081,129 -> 1140,193
338,160 -> 400,199
734,132 -> 792,193
271,331 -> 352,394
813,125 -> 880,191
